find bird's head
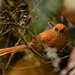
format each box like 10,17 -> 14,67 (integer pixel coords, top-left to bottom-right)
54,24 -> 68,34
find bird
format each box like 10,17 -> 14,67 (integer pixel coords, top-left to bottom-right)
0,24 -> 69,56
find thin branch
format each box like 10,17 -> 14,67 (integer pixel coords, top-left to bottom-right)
14,27 -> 44,58
9,63 -> 40,69
65,42 -> 73,54
0,26 -> 5,35
26,29 -> 46,52
2,53 -> 15,75
1,27 -> 12,36
47,21 -> 55,29
2,10 -> 46,56
61,55 -> 69,60
2,30 -> 26,75
19,10 -> 29,12
0,23 -> 19,27
26,0 -> 43,22
2,27 -> 45,75
42,55 -> 70,64
6,31 -> 11,47
2,1 -> 10,10
27,0 -> 43,16
15,30 -> 27,46
12,3 -> 26,17
2,11 -> 25,30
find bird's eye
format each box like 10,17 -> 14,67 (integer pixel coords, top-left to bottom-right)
55,27 -> 58,32
60,28 -> 65,33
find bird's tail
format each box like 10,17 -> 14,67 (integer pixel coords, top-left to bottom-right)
0,45 -> 28,56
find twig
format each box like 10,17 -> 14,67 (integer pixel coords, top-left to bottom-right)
2,27 -> 45,75
0,26 -> 5,35
2,11 -> 25,30
1,27 -> 12,36
26,0 -> 43,22
1,10 -> 25,75
1,9 -> 29,75
0,23 -> 19,28
49,21 -> 55,27
2,10 -> 46,56
25,14 -> 31,27
12,3 -> 26,17
61,55 -> 69,60
2,30 -> 26,75
15,30 -> 27,45
19,10 -> 29,12
21,0 -> 28,5
26,29 -> 46,52
6,31 -> 11,47
14,27 -> 44,58
0,16 -> 9,21
2,1 -> 10,10
47,21 -> 55,29
27,0 -> 43,16
42,55 -> 70,64
65,42 -> 73,54
9,63 -> 40,69
2,53 -> 15,75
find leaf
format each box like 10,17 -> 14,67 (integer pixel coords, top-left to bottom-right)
28,0 -> 62,36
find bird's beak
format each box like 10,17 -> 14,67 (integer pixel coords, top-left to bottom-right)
57,30 -> 60,33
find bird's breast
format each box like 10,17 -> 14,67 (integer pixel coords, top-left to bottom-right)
46,33 -> 68,51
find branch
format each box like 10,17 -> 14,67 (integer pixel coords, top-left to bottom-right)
2,11 -> 25,30
1,27 -> 12,36
11,3 -> 27,17
14,27 -> 45,58
26,29 -> 46,52
0,22 -> 19,27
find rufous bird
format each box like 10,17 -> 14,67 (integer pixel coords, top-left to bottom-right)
0,24 -> 69,56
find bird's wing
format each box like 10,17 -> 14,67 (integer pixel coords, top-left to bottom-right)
32,29 -> 52,43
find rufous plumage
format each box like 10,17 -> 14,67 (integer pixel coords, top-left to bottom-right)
0,24 -> 69,56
